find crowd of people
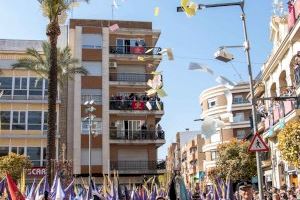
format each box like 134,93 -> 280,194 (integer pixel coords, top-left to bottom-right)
110,93 -> 163,111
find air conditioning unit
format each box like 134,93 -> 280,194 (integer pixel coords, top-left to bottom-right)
214,49 -> 234,62
109,62 -> 117,68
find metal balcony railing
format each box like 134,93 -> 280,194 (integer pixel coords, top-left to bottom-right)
110,129 -> 165,140
109,46 -> 162,55
232,99 -> 250,104
0,95 -> 50,101
110,160 -> 166,171
109,73 -> 153,82
109,100 -> 163,111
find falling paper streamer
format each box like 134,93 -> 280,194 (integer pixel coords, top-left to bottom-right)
181,0 -> 198,17
201,117 -> 225,139
109,24 -> 119,32
112,0 -> 118,9
145,48 -> 154,54
146,101 -> 152,110
224,90 -> 233,112
166,48 -> 174,60
146,72 -> 167,97
189,62 -> 214,75
154,7 -> 160,16
138,56 -> 151,61
216,76 -> 235,89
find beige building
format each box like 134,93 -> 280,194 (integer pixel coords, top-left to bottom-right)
65,19 -> 165,183
180,134 -> 205,188
0,39 -> 59,171
253,13 -> 300,188
199,83 -> 251,171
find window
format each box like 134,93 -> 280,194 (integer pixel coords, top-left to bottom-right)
0,77 -> 12,97
236,130 -> 246,140
43,112 -> 48,131
211,151 -> 218,161
42,147 -> 46,166
14,77 -> 27,97
81,118 -> 102,134
29,77 -> 43,98
233,95 -> 248,104
82,34 -> 102,49
0,111 -> 11,130
82,62 -> 102,76
27,147 -> 41,166
0,147 -> 9,157
12,111 -> 26,130
28,111 -> 42,130
81,89 -> 102,105
81,148 -> 102,165
44,80 -> 48,97
11,147 -> 25,155
233,112 -> 245,122
116,39 -> 145,54
208,98 -> 217,108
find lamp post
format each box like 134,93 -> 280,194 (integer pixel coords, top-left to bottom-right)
178,1 -> 264,199
84,99 -> 96,184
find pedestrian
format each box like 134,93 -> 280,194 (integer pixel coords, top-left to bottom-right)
272,187 -> 280,200
237,181 -> 253,200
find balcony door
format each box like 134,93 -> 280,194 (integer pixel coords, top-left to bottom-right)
116,120 -> 141,139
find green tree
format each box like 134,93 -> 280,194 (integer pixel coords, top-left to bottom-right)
12,41 -> 88,163
0,153 -> 32,181
216,139 -> 257,181
36,0 -> 89,184
278,120 -> 300,168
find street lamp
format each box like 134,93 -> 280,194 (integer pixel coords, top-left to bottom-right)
178,1 -> 264,199
84,100 -> 96,184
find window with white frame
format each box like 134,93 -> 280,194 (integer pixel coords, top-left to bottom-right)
81,148 -> 102,165
0,77 -> 12,97
27,147 -> 41,166
0,111 -> 11,130
11,147 -> 25,155
13,77 -> 27,97
81,118 -> 102,134
233,112 -> 245,122
233,95 -> 248,104
236,130 -> 246,140
0,147 -> 9,157
12,111 -> 26,130
211,151 -> 218,161
207,98 -> 217,109
29,77 -> 43,98
43,112 -> 48,131
28,111 -> 42,130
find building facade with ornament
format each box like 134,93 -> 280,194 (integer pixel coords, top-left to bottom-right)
252,2 -> 300,188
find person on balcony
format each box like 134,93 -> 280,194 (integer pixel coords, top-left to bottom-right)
294,51 -> 300,85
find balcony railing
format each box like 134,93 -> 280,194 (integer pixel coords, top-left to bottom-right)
232,99 -> 250,104
0,95 -> 49,101
110,129 -> 165,140
109,73 -> 153,82
110,100 -> 163,111
110,160 -> 165,171
263,100 -> 298,131
109,46 -> 162,55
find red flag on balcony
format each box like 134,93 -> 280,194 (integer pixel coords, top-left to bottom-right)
6,173 -> 25,200
132,101 -> 144,110
288,1 -> 296,30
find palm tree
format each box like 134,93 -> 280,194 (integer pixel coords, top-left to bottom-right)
35,0 -> 89,184
12,42 -> 88,183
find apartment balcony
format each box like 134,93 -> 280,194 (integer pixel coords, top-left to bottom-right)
263,100 -> 300,138
110,160 -> 166,174
110,129 -> 165,146
232,99 -> 250,104
109,46 -> 162,61
109,73 -> 154,86
109,100 -> 164,116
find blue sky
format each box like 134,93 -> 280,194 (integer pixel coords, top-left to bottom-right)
0,0 -> 274,159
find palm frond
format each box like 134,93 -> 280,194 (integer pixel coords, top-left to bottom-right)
67,66 -> 88,75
